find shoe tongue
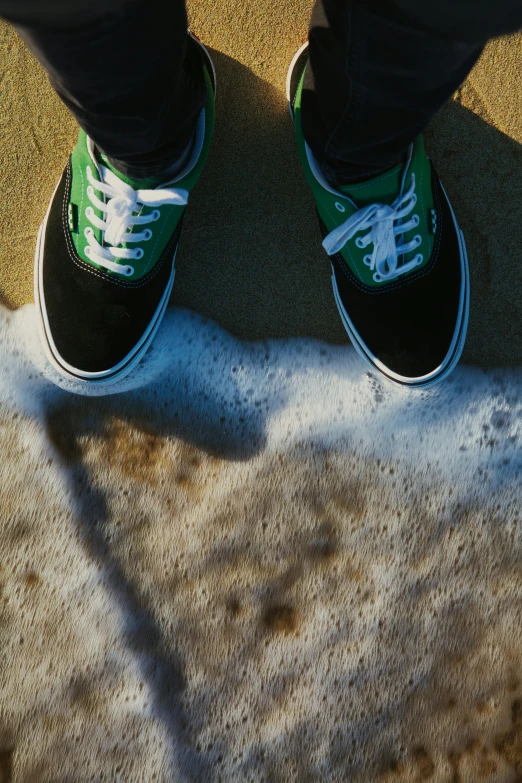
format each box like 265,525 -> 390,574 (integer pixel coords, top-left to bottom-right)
99,154 -> 161,190
339,162 -> 404,208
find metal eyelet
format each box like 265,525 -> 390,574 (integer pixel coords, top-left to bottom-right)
134,248 -> 144,260
84,227 -> 92,238
151,209 -> 160,221
335,202 -> 346,213
414,234 -> 422,248
143,229 -> 153,240
355,237 -> 365,248
123,266 -> 134,276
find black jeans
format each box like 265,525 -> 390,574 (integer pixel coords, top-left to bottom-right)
6,0 -> 205,179
3,0 -> 522,182
303,0 -> 522,184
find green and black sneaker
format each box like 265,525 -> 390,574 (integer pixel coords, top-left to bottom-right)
35,32 -> 215,385
287,43 -> 470,388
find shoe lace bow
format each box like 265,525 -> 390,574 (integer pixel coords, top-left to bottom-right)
83,165 -> 188,277
322,174 -> 423,283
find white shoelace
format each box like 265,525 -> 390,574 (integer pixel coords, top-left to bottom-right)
83,165 -> 188,277
322,174 -> 423,283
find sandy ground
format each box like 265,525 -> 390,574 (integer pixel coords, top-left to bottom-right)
1,5 -> 522,368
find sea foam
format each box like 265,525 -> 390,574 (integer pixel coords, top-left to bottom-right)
0,303 -> 520,782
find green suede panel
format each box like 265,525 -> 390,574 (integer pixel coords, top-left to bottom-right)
293,69 -> 436,289
67,63 -> 215,282
339,164 -> 403,206
70,131 -> 104,256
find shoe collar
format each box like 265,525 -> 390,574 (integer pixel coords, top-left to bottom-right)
305,140 -> 415,207
163,108 -> 206,185
86,107 -> 206,189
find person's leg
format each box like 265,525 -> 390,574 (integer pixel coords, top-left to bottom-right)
4,0 -> 206,178
302,0 -> 522,187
